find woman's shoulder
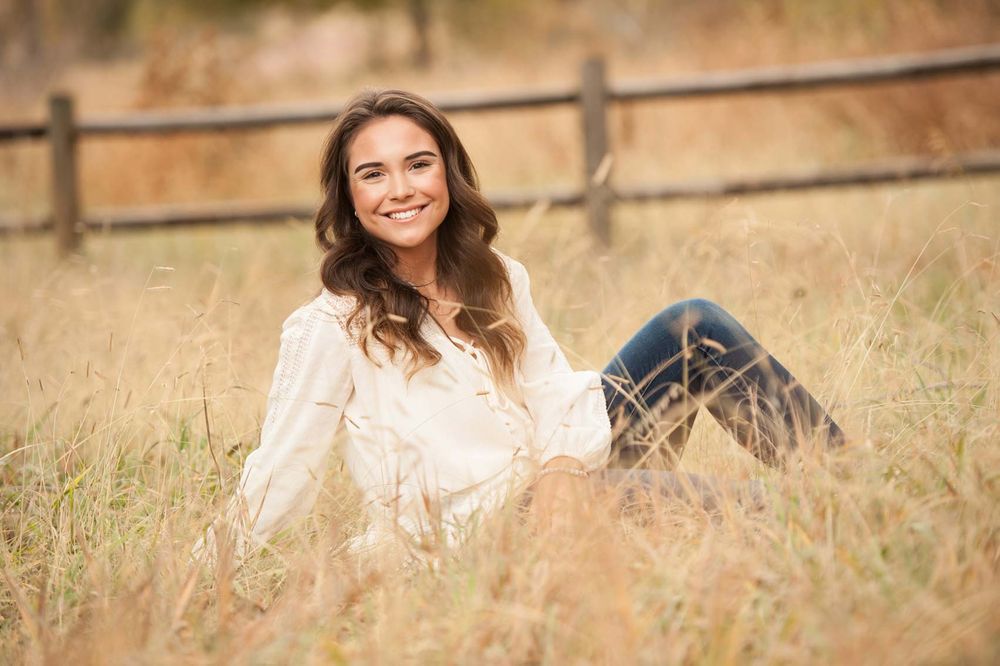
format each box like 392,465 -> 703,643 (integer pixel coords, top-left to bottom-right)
490,247 -> 529,284
280,289 -> 361,343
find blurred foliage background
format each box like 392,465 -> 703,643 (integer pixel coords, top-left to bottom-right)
0,0 -> 997,222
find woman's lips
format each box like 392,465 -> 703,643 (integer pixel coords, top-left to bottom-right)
383,204 -> 427,222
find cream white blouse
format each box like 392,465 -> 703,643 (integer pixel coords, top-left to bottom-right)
199,251 -> 612,562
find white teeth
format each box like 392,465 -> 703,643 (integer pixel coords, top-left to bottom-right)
388,207 -> 421,220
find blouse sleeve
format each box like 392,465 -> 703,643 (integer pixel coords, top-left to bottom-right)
193,299 -> 354,565
505,256 -> 612,470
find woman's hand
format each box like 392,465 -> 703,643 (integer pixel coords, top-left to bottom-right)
529,455 -> 594,536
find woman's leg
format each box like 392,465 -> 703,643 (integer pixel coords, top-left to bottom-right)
601,298 -> 845,468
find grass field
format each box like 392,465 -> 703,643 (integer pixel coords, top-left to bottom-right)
1,175 -> 998,662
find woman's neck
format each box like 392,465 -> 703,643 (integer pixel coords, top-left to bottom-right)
393,243 -> 438,287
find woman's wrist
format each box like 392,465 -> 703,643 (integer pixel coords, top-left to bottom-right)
542,455 -> 586,471
530,456 -> 592,534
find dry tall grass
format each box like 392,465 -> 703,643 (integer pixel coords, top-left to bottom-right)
1,176 -> 998,662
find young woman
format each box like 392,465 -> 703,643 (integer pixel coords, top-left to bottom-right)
196,89 -> 845,565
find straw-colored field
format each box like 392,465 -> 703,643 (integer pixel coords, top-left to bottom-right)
2,177 -> 998,662
2,1 -> 999,662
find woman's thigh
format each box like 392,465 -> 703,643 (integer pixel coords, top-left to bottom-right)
600,298 -> 765,417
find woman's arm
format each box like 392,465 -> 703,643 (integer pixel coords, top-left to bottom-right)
193,300 -> 354,566
530,455 -> 593,533
504,254 -> 612,470
500,253 -> 610,532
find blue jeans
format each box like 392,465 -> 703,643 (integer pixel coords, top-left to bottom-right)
594,299 -> 845,507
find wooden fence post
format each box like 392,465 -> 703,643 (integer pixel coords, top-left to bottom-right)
580,57 -> 611,245
49,93 -> 81,256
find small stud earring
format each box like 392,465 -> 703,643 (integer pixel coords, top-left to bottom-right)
353,210 -> 359,218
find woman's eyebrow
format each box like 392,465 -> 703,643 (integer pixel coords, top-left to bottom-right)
353,150 -> 438,174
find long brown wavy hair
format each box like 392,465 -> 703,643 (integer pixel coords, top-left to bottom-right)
315,88 -> 526,388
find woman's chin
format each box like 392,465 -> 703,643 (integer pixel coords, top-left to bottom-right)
384,233 -> 436,252
380,225 -> 441,251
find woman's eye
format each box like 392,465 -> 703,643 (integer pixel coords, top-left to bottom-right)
410,161 -> 430,170
362,170 -> 383,180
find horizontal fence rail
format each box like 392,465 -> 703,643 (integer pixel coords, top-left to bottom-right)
0,86 -> 582,139
77,187 -> 585,229
4,44 -> 999,139
611,42 -> 1000,100
1,43 -> 999,252
0,187 -> 587,235
616,150 -> 1000,200
77,86 -> 583,136
0,122 -> 47,141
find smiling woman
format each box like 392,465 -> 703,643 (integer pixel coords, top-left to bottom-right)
193,89 -> 847,570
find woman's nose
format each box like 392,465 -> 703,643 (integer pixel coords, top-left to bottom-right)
388,173 -> 415,200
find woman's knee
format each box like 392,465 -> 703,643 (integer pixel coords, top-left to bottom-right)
652,298 -> 729,334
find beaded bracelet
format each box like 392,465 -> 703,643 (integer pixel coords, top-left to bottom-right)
536,466 -> 590,480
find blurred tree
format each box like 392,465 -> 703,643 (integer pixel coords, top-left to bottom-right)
0,0 -> 539,72
434,0 -> 538,55
409,0 -> 431,69
0,0 -> 135,62
16,0 -> 42,60
0,0 -> 37,68
53,0 -> 133,56
135,0 -> 431,69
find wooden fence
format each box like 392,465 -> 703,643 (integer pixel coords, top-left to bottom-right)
2,43 -> 1000,254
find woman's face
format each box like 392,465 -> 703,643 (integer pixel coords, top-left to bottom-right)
346,115 -> 450,262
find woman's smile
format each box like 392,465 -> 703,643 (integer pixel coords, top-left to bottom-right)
383,204 -> 427,221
